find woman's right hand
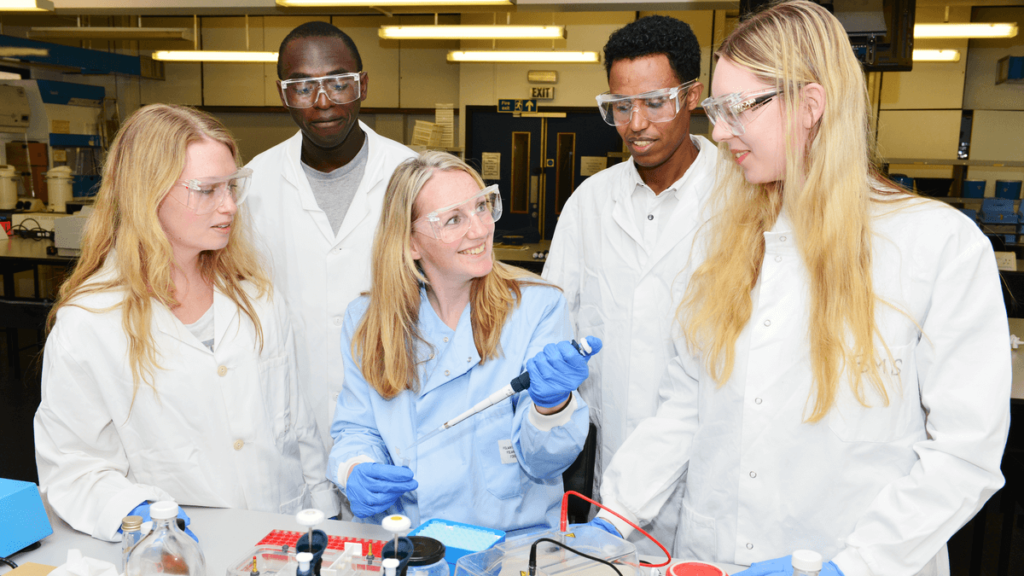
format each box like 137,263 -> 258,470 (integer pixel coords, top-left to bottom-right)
345,463 -> 419,518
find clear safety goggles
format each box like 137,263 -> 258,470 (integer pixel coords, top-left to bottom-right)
174,167 -> 252,214
279,72 -> 363,109
701,88 -> 779,136
595,80 -> 698,127
415,185 -> 502,244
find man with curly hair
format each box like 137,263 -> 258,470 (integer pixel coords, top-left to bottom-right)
543,15 -> 718,551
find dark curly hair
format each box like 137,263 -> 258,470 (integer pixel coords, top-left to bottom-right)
603,15 -> 701,84
278,21 -> 363,79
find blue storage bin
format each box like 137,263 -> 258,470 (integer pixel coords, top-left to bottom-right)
980,198 -> 1018,224
0,478 -> 53,556
962,180 -> 985,198
890,173 -> 913,192
995,180 -> 1022,200
410,519 -> 505,569
959,208 -> 978,223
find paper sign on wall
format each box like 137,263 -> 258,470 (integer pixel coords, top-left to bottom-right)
995,251 -> 1017,271
481,152 -> 501,181
580,156 -> 608,177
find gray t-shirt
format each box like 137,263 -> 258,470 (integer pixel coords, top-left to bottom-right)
301,139 -> 369,236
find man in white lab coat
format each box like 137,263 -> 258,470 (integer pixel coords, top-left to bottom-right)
542,15 -> 718,551
245,21 -> 416,495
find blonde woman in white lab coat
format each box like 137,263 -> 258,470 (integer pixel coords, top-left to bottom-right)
34,104 -> 339,542
593,2 -> 1011,575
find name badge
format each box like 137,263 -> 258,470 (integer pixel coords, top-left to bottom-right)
498,439 -> 518,464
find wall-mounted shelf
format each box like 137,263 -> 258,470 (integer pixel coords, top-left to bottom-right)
885,158 -> 1024,168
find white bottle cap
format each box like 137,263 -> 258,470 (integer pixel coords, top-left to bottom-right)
382,558 -> 400,576
296,509 -> 325,527
579,337 -> 593,355
381,514 -> 411,534
149,501 -> 178,520
297,552 -> 313,572
791,550 -> 823,572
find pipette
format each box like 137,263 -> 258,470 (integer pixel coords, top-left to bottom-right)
396,337 -> 593,460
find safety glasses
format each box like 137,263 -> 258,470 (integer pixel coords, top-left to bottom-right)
701,88 -> 779,136
415,185 -> 502,244
595,80 -> 698,127
174,167 -> 252,214
278,72 -> 363,109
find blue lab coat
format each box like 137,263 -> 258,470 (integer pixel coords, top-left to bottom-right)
328,284 -> 589,532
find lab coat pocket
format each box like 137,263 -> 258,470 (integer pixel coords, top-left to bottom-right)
827,343 -> 916,443
258,354 -> 293,444
132,445 -> 201,496
479,398 -> 524,500
579,266 -> 605,331
675,502 -> 717,561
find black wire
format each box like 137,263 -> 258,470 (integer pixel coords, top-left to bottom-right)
0,557 -> 18,570
527,538 -> 623,576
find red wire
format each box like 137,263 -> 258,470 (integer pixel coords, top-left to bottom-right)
559,490 -> 672,568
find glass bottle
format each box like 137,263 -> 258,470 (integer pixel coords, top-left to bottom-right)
121,515 -> 144,574
791,550 -> 822,576
126,501 -> 206,576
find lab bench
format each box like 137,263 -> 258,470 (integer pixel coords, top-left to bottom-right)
1,504 -> 744,576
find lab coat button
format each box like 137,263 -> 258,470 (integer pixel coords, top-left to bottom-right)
443,337 -> 449,343
746,543 -> 753,550
467,357 -> 472,363
749,471 -> 757,478
444,369 -> 450,376
647,214 -> 654,221
217,365 -> 228,377
780,236 -> 787,242
755,397 -> 763,405
333,393 -> 339,401
775,255 -> 782,262
233,440 -> 244,450
333,317 -> 343,326
763,320 -> 771,327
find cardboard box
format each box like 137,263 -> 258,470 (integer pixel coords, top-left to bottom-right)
5,142 -> 48,167
0,479 -> 54,557
4,563 -> 56,576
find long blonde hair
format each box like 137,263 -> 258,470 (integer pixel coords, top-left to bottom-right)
354,151 -> 545,400
682,0 -> 906,421
49,104 -> 270,401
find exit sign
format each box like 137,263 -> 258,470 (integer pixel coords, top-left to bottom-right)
531,87 -> 555,100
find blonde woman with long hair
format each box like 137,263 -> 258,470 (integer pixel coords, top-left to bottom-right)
591,2 -> 1010,574
326,151 -> 601,532
34,104 -> 339,542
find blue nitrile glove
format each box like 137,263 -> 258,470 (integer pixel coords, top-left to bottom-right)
526,337 -> 603,408
346,463 -> 419,518
734,556 -> 844,576
121,501 -> 198,542
568,518 -> 620,538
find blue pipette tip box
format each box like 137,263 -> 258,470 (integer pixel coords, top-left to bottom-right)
0,478 -> 53,557
410,519 -> 505,567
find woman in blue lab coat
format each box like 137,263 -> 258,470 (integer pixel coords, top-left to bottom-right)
327,151 -> 598,532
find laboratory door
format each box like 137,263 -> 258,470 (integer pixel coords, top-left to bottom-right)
465,106 -> 623,240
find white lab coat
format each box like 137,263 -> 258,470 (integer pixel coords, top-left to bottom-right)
34,259 -> 340,542
542,135 -> 717,549
245,122 -> 415,450
598,198 -> 1011,576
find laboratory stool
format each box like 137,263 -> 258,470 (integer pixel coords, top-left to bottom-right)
561,422 -> 598,524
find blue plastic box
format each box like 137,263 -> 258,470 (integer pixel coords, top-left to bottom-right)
0,478 -> 53,556
410,519 -> 505,568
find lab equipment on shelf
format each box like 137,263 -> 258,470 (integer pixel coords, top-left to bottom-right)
126,501 -> 206,576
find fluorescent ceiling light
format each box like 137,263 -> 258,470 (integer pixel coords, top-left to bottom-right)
380,25 -> 564,40
912,49 -> 961,62
29,27 -> 195,41
449,51 -> 599,63
153,50 -> 278,63
914,23 -> 1018,39
0,0 -> 54,11
280,0 -> 510,5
